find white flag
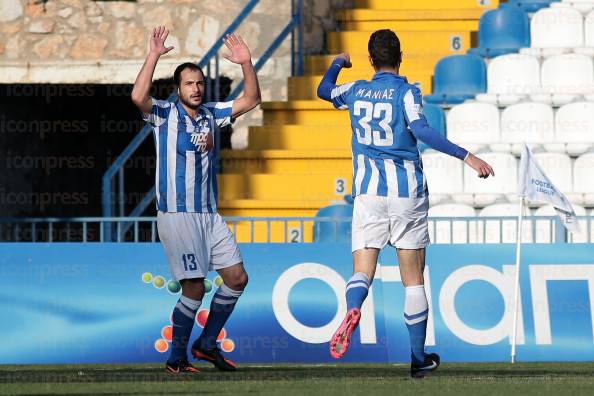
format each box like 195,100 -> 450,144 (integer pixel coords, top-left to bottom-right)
518,144 -> 580,233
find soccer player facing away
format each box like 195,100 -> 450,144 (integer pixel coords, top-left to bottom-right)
132,26 -> 261,373
317,29 -> 494,378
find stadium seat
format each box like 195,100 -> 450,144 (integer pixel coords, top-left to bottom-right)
591,208 -> 594,242
428,203 -> 478,244
492,102 -> 554,154
458,152 -> 518,206
422,152 -> 464,205
475,54 -> 540,106
552,0 -> 594,15
446,102 -> 500,153
530,54 -> 594,106
571,153 -> 594,206
507,0 -> 561,13
544,102 -> 594,155
478,203 -> 534,243
313,204 -> 353,243
424,55 -> 487,105
521,7 -> 583,57
574,10 -> 594,56
467,6 -> 530,58
418,103 -> 446,152
534,204 -> 588,243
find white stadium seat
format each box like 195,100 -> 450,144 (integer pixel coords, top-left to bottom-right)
422,152 -> 464,205
478,203 -> 533,243
458,152 -> 518,207
491,102 -> 554,155
574,10 -> 594,56
591,208 -> 594,241
534,204 -> 588,243
476,54 -> 541,106
521,7 -> 583,57
553,0 -> 594,16
530,54 -> 594,106
428,203 -> 477,244
533,153 -> 573,198
544,102 -> 594,155
446,102 -> 500,153
571,153 -> 594,205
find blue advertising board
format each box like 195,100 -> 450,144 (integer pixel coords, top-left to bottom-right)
1,243 -> 593,364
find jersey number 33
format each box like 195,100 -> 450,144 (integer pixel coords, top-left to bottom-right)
353,100 -> 394,146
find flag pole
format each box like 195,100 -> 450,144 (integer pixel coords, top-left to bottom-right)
510,196 -> 525,364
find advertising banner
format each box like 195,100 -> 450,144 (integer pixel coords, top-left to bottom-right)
1,243 -> 593,364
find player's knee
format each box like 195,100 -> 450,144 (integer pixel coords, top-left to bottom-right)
228,271 -> 248,291
181,278 -> 206,300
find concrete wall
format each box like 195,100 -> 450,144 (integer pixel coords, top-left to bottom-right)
0,0 -> 353,149
0,0 -> 354,217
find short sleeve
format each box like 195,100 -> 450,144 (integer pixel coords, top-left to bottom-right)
203,101 -> 234,128
142,98 -> 173,127
402,86 -> 426,126
330,82 -> 356,110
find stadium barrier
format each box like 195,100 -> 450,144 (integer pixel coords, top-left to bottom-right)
0,216 -> 591,243
1,243 -> 593,364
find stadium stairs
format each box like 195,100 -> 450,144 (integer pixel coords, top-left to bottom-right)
217,0 -> 498,242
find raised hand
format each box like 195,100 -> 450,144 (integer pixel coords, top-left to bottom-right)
223,33 -> 252,65
334,53 -> 352,68
149,26 -> 174,56
465,153 -> 495,179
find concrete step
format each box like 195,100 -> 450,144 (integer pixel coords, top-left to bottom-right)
217,173 -> 352,201
221,149 -> 352,174
261,100 -> 351,125
327,30 -> 474,55
353,0 -> 498,10
247,125 -> 351,150
288,72 -> 432,100
305,54 -> 444,75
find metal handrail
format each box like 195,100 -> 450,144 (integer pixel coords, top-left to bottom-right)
101,0 -> 305,243
1,216 -> 591,244
126,1 -> 304,221
102,0 -> 260,220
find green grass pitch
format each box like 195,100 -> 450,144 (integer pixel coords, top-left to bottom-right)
1,363 -> 594,395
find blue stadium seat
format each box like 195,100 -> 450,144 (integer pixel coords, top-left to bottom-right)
424,55 -> 487,105
505,0 -> 560,13
418,103 -> 445,152
313,204 -> 352,243
467,6 -> 530,58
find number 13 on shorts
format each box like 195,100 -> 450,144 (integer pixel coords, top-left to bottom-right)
182,253 -> 198,271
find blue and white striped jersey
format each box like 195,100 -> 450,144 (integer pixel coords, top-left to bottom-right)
330,72 -> 428,198
143,98 -> 233,213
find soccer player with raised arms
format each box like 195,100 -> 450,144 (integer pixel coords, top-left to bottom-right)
317,29 -> 494,378
132,26 -> 260,373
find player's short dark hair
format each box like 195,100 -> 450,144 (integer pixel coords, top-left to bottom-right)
368,29 -> 402,69
173,63 -> 204,87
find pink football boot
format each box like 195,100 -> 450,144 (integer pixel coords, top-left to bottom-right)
329,308 -> 361,359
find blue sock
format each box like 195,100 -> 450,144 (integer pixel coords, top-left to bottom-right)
403,285 -> 429,365
346,272 -> 370,310
168,295 -> 201,364
197,283 -> 243,350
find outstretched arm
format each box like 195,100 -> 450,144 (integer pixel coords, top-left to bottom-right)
317,53 -> 352,102
410,118 -> 494,178
224,34 -> 261,119
131,26 -> 174,115
404,87 -> 494,179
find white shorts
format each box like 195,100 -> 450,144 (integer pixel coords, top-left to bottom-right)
352,194 -> 430,252
157,211 -> 243,281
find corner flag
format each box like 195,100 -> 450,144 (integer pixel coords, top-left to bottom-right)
511,144 -> 581,364
518,144 -> 580,233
